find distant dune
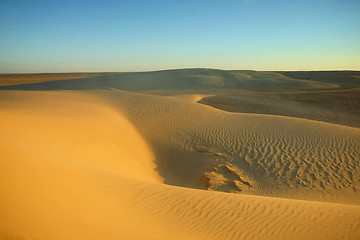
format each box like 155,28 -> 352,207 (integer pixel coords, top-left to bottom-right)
1,69 -> 359,127
1,69 -> 359,239
0,72 -> 120,86
1,68 -> 353,90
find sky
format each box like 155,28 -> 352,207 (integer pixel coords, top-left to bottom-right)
0,0 -> 359,73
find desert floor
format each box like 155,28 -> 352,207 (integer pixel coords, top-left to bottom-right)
1,69 -> 359,240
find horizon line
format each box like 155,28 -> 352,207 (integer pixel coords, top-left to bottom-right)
1,67 -> 360,75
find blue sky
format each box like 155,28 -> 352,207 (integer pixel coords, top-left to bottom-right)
0,0 -> 359,73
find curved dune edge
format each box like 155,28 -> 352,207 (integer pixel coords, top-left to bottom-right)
0,90 -> 359,240
99,90 -> 360,204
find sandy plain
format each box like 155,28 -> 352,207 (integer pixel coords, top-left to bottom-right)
0,69 -> 359,240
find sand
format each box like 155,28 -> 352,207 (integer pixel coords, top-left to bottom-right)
198,87 -> 360,128
1,69 -> 360,239
0,73 -> 123,86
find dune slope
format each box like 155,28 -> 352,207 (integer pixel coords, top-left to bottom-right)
1,90 -> 359,240
101,90 -> 360,204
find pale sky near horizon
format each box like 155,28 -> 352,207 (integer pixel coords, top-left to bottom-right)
0,0 -> 359,73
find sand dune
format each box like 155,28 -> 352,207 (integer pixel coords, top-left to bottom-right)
0,69 -> 345,91
278,70 -> 360,86
2,68 -> 359,127
1,70 -> 360,239
199,87 -> 360,128
0,73 -> 120,86
100,90 -> 360,204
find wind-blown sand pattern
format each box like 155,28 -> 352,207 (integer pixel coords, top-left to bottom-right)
1,69 -> 360,239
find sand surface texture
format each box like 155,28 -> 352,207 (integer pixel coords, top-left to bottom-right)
1,69 -> 359,239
